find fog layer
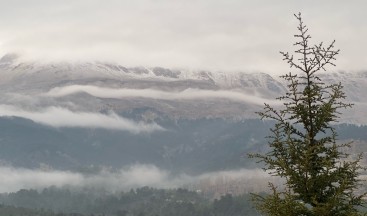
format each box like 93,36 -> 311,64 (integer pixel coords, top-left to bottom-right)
0,105 -> 163,133
45,85 -> 280,106
0,164 -> 273,193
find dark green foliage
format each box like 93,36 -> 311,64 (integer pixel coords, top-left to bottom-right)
251,13 -> 366,215
213,194 -> 257,215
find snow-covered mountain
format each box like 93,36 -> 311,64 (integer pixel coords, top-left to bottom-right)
0,54 -> 285,92
0,54 -> 366,123
0,54 -> 366,173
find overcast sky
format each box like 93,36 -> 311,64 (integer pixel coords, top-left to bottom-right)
0,0 -> 365,74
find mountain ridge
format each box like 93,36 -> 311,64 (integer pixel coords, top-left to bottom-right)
0,54 -> 366,124
0,54 -> 286,92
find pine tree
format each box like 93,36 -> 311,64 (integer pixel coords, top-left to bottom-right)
251,13 -> 366,216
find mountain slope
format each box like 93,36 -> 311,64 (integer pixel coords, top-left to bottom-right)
0,54 -> 365,176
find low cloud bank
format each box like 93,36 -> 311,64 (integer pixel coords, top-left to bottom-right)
0,166 -> 83,193
0,105 -> 163,133
45,85 -> 280,106
0,164 -> 275,193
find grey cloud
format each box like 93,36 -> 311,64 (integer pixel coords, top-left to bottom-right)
0,1 -> 366,73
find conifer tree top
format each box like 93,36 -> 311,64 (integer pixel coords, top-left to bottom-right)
251,13 -> 366,216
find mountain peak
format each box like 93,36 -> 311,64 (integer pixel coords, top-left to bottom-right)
0,53 -> 19,64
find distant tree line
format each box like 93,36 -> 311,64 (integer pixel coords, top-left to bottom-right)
0,186 -> 260,216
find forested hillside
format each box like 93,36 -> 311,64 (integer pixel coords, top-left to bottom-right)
0,187 -> 260,216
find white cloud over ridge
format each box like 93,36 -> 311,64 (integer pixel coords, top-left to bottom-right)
0,105 -> 163,133
45,85 -> 280,106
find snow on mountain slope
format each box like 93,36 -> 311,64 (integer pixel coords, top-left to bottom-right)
0,54 -> 285,94
0,54 -> 366,123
